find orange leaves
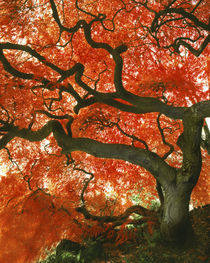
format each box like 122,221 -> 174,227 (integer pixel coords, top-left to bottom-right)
115,221 -> 137,246
206,57 -> 210,85
82,220 -> 137,247
191,153 -> 210,206
84,224 -> 105,239
115,222 -> 130,245
0,188 -> 82,262
115,231 -> 128,246
107,229 -> 115,239
0,0 -> 209,261
0,173 -> 28,211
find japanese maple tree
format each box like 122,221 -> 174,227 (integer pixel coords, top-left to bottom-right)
0,0 -> 209,262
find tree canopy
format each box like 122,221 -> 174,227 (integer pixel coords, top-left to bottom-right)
0,0 -> 209,262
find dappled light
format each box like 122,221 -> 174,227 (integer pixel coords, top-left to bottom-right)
0,0 -> 209,262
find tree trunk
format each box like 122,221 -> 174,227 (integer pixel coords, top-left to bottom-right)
160,182 -> 194,245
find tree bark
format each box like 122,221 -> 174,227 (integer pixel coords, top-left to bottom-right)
1,102 -> 209,245
160,181 -> 194,245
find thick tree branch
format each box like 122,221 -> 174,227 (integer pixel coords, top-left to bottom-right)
151,7 -> 210,32
0,42 -> 187,120
0,119 -> 176,188
49,0 -> 129,96
0,43 -> 65,75
177,100 -> 210,185
173,34 -> 210,57
149,4 -> 210,56
76,204 -> 155,223
1,1 -> 201,122
64,138 -> 176,186
1,101 -> 209,187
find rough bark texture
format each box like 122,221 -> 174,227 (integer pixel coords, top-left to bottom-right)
0,102 -> 209,243
160,181 -> 194,243
0,0 -> 209,248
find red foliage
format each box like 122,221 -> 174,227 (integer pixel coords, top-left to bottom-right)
0,0 -> 209,262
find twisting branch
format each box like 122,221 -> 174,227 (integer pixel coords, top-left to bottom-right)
82,111 -> 149,149
0,0 -> 207,121
131,0 -> 209,56
157,113 -> 175,160
172,35 -> 210,57
23,159 -> 38,191
35,110 -> 73,121
0,37 -> 188,119
75,0 -> 98,19
73,166 -> 94,205
151,7 -> 209,33
115,121 -> 149,150
74,167 -> 156,224
4,147 -> 38,191
5,103 -> 210,188
148,3 -> 210,56
50,0 -> 129,96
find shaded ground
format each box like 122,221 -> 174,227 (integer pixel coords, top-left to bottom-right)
39,205 -> 209,263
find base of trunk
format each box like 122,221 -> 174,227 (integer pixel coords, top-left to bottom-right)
160,218 -> 196,248
160,183 -> 196,248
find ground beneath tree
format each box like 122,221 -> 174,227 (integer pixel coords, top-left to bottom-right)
39,205 -> 209,263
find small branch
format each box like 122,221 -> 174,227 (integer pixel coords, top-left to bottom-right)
35,110 -> 73,120
4,147 -> 39,191
82,111 -> 149,149
4,147 -> 24,176
73,167 -> 94,205
75,0 -> 98,18
157,113 -> 174,160
73,166 -> 156,225
173,35 -> 210,57
191,0 -> 203,13
115,121 -> 149,150
151,7 -> 209,32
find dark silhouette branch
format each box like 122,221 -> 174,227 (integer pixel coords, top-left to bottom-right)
172,34 -> 210,57
74,166 -> 155,223
151,7 -> 209,32
177,101 -> 210,185
83,112 -> 149,150
157,113 -> 175,160
0,41 -> 188,120
76,204 -> 155,223
149,4 -> 210,56
1,101 -> 209,188
0,118 -> 177,188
